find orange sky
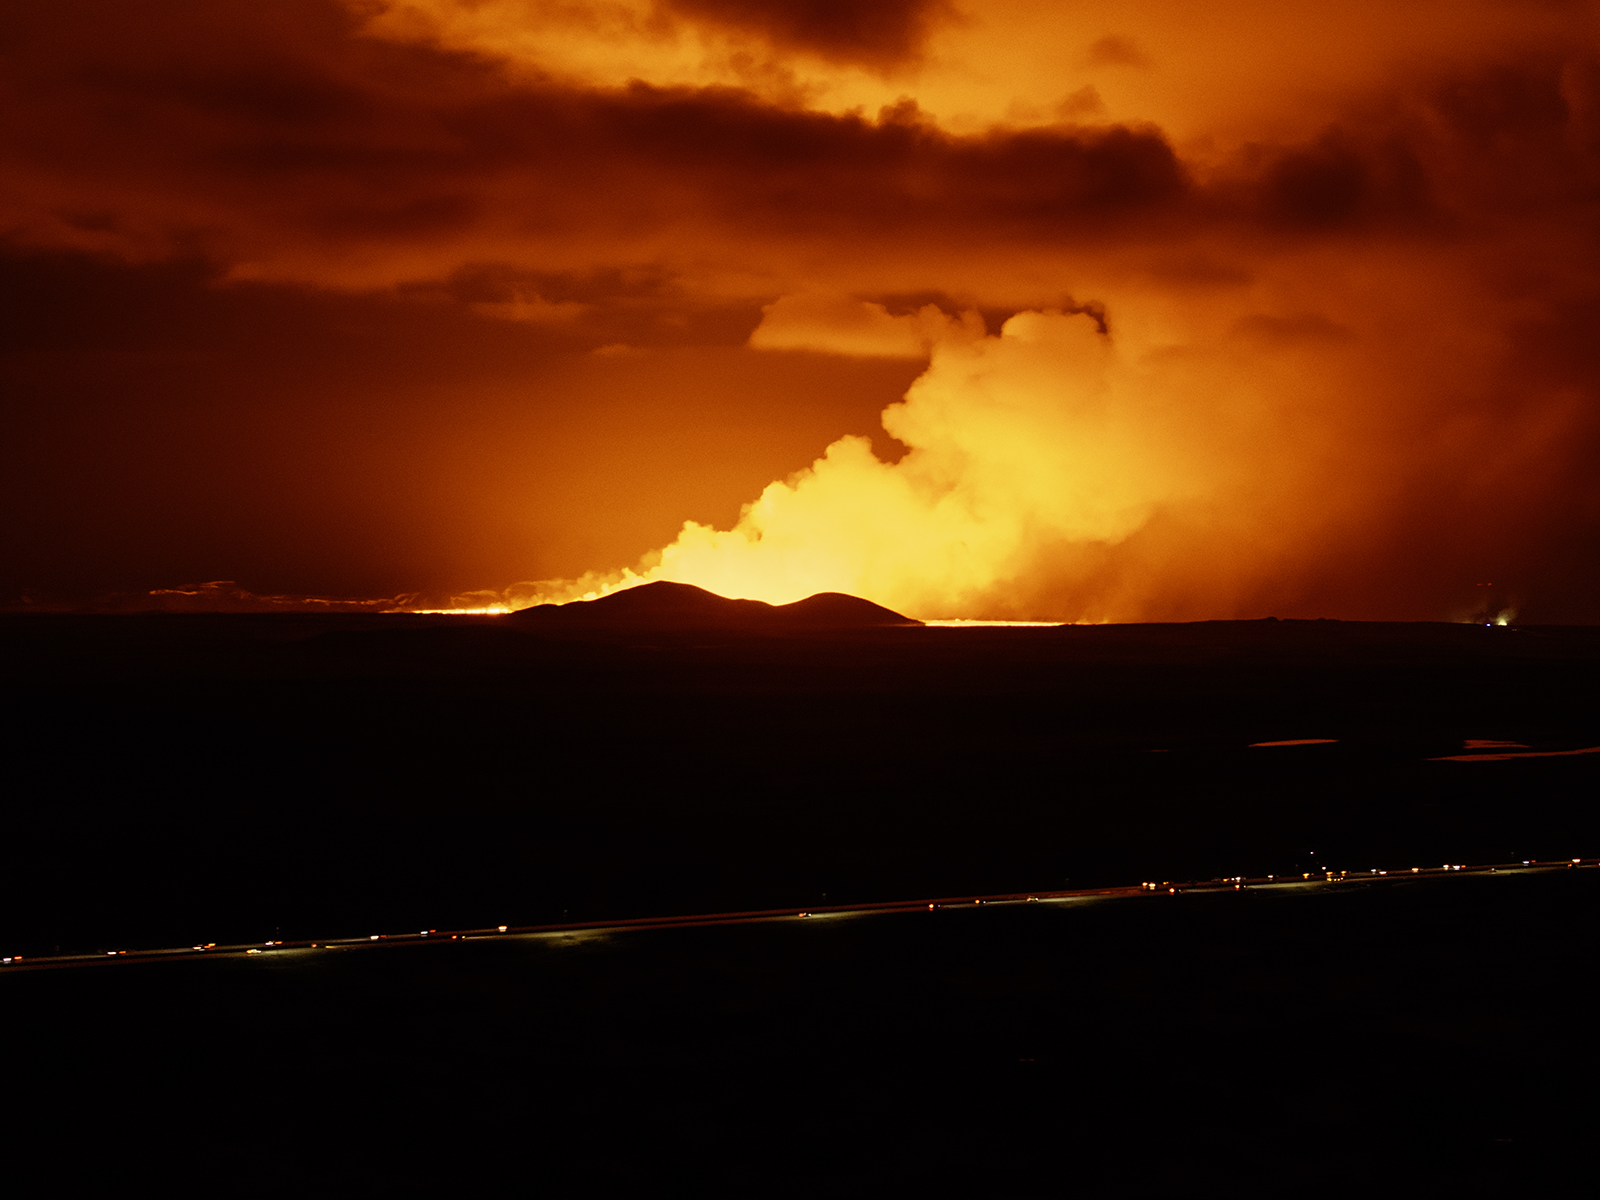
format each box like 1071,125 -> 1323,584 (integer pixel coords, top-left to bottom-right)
3,0 -> 1599,619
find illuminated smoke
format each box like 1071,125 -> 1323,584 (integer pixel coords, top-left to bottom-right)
506,253 -> 1593,623
641,309 -> 1185,617
507,305 -> 1260,620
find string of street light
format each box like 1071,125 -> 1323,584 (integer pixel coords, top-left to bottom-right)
3,858 -> 1592,973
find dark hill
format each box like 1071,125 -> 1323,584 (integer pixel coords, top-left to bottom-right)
510,580 -> 918,632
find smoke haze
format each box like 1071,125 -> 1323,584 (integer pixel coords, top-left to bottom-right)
3,1 -> 1598,620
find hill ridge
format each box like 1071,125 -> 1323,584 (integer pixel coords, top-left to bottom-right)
510,580 -> 918,631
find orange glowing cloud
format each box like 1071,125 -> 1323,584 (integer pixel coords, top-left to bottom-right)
4,1 -> 1600,620
507,221 -> 1600,622
748,293 -> 980,358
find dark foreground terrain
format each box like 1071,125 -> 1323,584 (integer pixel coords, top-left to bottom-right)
4,868 -> 1596,1192
2,604 -> 1597,1188
2,605 -> 1596,951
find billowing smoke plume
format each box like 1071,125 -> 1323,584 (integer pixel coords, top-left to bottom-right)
646,309 -> 1185,618
511,254 -> 1597,623
6,5 -> 1599,620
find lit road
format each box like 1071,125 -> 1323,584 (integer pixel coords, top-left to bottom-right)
2,858 -> 1593,973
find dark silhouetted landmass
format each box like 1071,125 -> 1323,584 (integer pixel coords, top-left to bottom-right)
2,612 -> 1596,1191
510,580 -> 919,631
5,865 -> 1595,1191
2,611 -> 1596,955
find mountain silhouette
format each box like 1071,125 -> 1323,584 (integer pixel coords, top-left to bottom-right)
511,581 -> 918,631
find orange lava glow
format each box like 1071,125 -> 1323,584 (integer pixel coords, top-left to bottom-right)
4,1 -> 1600,620
400,605 -> 515,616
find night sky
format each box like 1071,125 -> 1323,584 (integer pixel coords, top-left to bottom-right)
5,0 -> 1599,620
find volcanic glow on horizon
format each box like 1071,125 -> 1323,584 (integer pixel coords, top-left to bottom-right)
4,1 -> 1600,621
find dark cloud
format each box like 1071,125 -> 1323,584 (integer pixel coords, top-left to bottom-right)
1084,35 -> 1150,69
1247,131 -> 1438,229
4,3 -> 1600,619
421,262 -> 766,346
8,2 -> 1594,293
1230,312 -> 1354,345
581,90 -> 1188,235
0,5 -> 1196,278
665,0 -> 951,69
1434,60 -> 1573,146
